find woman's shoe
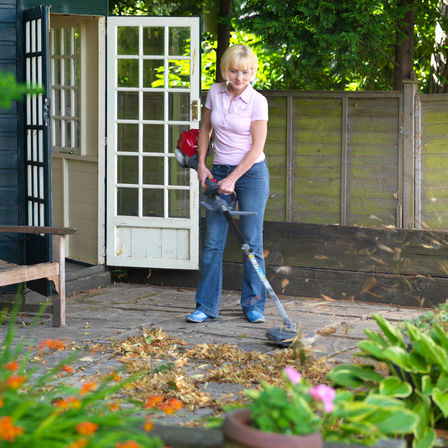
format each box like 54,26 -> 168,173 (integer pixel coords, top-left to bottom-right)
245,310 -> 265,323
186,310 -> 214,323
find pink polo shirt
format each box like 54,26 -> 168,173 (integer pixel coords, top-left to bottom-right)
205,82 -> 269,165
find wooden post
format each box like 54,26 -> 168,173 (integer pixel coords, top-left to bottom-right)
52,234 -> 66,327
402,79 -> 419,228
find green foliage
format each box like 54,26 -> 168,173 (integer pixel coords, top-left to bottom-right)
324,391 -> 418,445
0,291 -> 165,447
404,302 -> 448,333
246,377 -> 322,435
327,313 -> 448,448
246,366 -> 417,444
233,0 -> 447,92
0,71 -> 43,110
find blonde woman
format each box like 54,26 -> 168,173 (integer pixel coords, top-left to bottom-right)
186,44 -> 269,324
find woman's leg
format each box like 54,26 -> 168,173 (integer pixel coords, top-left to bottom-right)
193,165 -> 234,318
234,161 -> 269,316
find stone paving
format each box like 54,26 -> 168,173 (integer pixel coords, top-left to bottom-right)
1,283 -> 428,425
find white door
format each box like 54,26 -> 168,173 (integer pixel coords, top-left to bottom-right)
106,17 -> 201,269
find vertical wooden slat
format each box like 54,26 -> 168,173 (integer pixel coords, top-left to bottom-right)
286,94 -> 293,222
52,233 -> 65,327
402,80 -> 418,228
414,95 -> 422,228
341,96 -> 348,225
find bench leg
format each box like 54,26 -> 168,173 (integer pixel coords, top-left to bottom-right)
52,235 -> 66,327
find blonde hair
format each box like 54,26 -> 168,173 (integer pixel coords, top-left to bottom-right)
220,45 -> 258,82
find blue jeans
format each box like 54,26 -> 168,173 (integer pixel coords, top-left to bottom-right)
194,160 -> 269,318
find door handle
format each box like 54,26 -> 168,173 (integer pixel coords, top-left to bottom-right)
192,99 -> 200,121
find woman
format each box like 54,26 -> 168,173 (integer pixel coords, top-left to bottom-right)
186,44 -> 269,324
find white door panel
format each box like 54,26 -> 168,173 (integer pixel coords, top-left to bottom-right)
106,16 -> 200,269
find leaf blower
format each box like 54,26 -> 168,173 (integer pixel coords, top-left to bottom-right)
175,130 -> 300,347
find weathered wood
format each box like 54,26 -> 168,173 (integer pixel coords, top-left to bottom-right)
0,262 -> 59,286
223,221 -> 448,277
0,227 -> 75,327
0,226 -> 76,235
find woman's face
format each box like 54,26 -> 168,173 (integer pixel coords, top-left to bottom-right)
226,64 -> 252,94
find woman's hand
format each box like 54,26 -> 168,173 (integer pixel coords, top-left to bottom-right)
198,163 -> 213,189
218,176 -> 236,195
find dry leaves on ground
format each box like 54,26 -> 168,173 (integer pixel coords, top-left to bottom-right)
110,327 -> 330,414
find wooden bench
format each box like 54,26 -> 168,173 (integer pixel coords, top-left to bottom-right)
0,226 -> 76,327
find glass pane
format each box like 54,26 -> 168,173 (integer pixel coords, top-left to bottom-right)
168,60 -> 190,88
143,60 -> 164,88
143,27 -> 164,55
54,59 -> 61,84
64,58 -> 71,86
118,124 -> 139,152
143,189 -> 163,217
74,121 -> 80,148
118,92 -> 139,120
64,90 -> 72,117
169,27 -> 190,56
74,90 -> 79,116
53,28 -> 61,55
66,120 -> 72,146
74,28 -> 80,55
117,156 -> 139,184
54,119 -> 61,146
169,156 -> 190,186
169,123 -> 189,154
169,92 -> 190,121
118,59 -> 139,87
74,58 -> 80,86
53,89 -> 61,115
143,92 -> 163,120
118,27 -> 138,55
169,190 -> 190,218
117,188 -> 138,216
143,156 -> 164,185
64,28 -> 72,55
143,124 -> 163,152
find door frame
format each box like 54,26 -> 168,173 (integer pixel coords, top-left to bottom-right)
104,16 -> 201,270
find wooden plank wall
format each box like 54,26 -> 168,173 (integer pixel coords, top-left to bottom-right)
0,0 -> 22,263
418,94 -> 448,230
262,91 -> 402,229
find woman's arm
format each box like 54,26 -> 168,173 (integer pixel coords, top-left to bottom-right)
218,119 -> 268,194
197,108 -> 214,188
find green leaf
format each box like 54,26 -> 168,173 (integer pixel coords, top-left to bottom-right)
373,314 -> 406,347
413,427 -> 436,448
422,375 -> 435,395
358,340 -> 387,360
364,329 -> 388,347
379,377 -> 412,398
372,409 -> 418,435
436,373 -> 448,392
417,333 -> 448,372
408,350 -> 430,373
431,325 -> 448,353
383,346 -> 410,369
365,393 -> 404,409
413,403 -> 429,440
333,401 -> 375,422
433,388 -> 448,418
327,364 -> 382,388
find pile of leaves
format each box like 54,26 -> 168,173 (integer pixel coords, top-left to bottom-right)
110,327 -> 330,420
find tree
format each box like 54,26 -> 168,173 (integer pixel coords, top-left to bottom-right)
233,0 -> 448,91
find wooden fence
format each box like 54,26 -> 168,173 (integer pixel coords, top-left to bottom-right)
145,87 -> 448,307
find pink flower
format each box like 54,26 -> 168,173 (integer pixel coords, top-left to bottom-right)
284,366 -> 302,384
310,384 -> 336,413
